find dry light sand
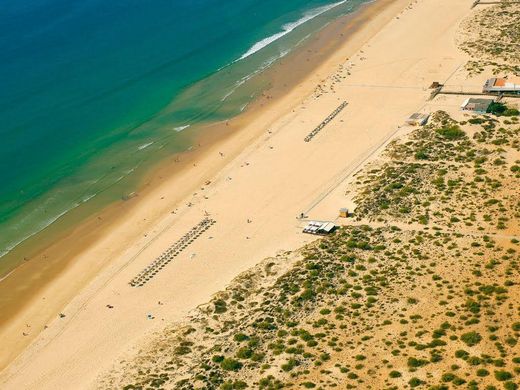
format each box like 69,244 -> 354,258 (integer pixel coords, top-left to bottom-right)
0,0 -> 482,388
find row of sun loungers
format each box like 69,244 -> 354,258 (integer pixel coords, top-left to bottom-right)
304,101 -> 348,142
129,217 -> 216,287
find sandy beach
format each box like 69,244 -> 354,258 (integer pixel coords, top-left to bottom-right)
0,0 -> 485,388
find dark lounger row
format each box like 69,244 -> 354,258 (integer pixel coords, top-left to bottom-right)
304,101 -> 348,142
129,217 -> 216,287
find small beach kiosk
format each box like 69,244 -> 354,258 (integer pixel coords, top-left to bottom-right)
339,208 -> 349,218
303,221 -> 337,236
406,113 -> 430,126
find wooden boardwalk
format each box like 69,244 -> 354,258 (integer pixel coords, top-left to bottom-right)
438,90 -> 520,98
129,218 -> 216,287
430,86 -> 520,100
472,0 -> 520,7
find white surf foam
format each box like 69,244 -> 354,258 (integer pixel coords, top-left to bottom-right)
138,141 -> 154,150
0,202 -> 82,260
0,167 -> 140,262
174,125 -> 190,132
221,49 -> 291,102
81,193 -> 97,203
238,0 -> 347,61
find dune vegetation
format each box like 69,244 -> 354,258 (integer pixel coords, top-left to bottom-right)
100,106 -> 520,390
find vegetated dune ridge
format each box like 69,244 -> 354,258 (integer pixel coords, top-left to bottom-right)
459,2 -> 520,77
99,3 -> 520,390
101,112 -> 520,389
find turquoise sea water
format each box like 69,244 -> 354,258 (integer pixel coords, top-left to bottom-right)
0,0 -> 368,270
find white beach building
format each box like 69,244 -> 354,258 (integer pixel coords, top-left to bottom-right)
483,77 -> 520,95
303,221 -> 337,235
461,98 -> 494,114
406,113 -> 430,126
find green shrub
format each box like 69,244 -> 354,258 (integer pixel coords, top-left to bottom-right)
494,370 -> 513,381
174,345 -> 191,355
408,357 -> 429,368
452,377 -> 466,386
504,108 -> 519,116
436,125 -> 465,140
476,368 -> 489,377
251,353 -> 265,362
460,332 -> 482,347
234,333 -> 249,342
455,350 -> 469,359
408,377 -> 424,387
236,347 -> 253,359
212,355 -> 224,363
442,373 -> 455,382
487,102 -> 506,115
281,358 -> 298,372
214,299 -> 227,314
221,358 -> 243,371
221,381 -> 247,390
415,150 -> 429,160
504,382 -> 518,390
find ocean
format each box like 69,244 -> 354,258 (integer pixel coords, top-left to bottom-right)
0,0 -> 368,274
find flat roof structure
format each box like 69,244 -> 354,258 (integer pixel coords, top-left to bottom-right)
406,113 -> 430,126
461,98 -> 494,114
303,221 -> 337,236
483,77 -> 520,94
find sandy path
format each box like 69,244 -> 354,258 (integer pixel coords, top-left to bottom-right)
0,0 -> 477,388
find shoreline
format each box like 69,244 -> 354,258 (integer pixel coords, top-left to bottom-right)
0,0 -> 404,371
1,0 -> 473,386
0,0 -> 369,279
0,0 -> 382,277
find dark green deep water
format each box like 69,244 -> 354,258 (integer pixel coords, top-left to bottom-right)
0,0 -> 368,274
